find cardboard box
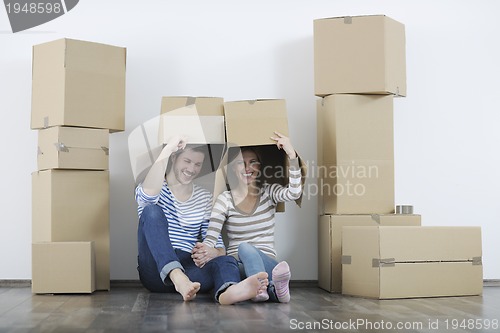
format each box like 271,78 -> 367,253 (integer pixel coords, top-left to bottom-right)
314,15 -> 406,96
37,126 -> 109,171
31,38 -> 126,132
224,99 -> 289,147
222,99 -> 306,211
161,96 -> 224,116
159,97 -> 225,144
317,94 -> 394,214
318,214 -> 421,293
342,226 -> 483,299
32,241 -> 95,294
32,170 -> 110,290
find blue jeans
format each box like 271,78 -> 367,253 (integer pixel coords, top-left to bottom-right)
137,205 -> 241,301
237,242 -> 280,302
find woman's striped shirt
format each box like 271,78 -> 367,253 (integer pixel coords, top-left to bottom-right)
203,158 -> 302,259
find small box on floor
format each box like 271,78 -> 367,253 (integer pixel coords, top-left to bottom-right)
342,226 -> 483,299
32,241 -> 95,294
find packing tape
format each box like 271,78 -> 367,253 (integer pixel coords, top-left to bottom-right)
37,146 -> 43,155
54,142 -> 69,152
341,255 -> 352,265
371,214 -> 381,224
185,96 -> 196,106
248,100 -> 257,105
344,16 -> 352,24
101,146 -> 109,155
43,116 -> 49,128
396,205 -> 413,214
472,257 -> 482,265
372,258 -> 395,267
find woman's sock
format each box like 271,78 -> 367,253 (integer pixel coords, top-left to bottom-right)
272,261 -> 291,303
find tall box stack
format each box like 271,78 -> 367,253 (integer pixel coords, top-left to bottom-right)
31,38 -> 126,293
313,15 -> 417,293
314,16 -> 482,298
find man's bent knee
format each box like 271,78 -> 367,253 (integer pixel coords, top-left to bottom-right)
140,204 -> 164,222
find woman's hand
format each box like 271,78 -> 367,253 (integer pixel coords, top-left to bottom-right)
270,131 -> 297,159
191,242 -> 221,268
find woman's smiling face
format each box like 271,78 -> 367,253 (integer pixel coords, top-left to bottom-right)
232,149 -> 261,186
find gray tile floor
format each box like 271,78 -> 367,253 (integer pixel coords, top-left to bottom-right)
1,282 -> 499,333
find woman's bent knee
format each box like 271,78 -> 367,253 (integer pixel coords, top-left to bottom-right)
238,242 -> 258,258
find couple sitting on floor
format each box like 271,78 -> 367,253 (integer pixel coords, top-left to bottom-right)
135,132 -> 302,304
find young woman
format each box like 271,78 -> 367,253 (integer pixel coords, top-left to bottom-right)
196,132 -> 302,303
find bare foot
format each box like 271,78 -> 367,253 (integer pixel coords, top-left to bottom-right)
176,280 -> 201,301
169,269 -> 201,301
219,272 -> 269,305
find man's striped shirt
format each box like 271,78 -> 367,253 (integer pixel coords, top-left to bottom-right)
135,181 -> 224,253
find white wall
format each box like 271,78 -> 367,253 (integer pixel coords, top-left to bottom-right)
1,0 -> 499,281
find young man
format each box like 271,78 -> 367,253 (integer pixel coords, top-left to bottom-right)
135,136 -> 268,304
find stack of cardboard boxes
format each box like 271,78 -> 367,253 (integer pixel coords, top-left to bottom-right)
30,38 -> 126,293
314,15 -> 482,298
